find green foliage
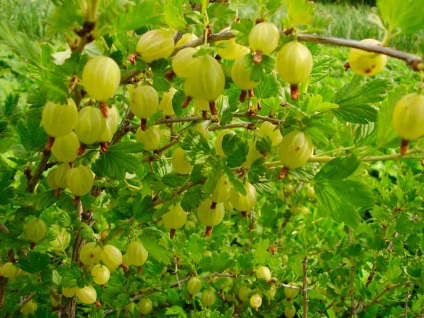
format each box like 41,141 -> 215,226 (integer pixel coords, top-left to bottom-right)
0,0 -> 423,317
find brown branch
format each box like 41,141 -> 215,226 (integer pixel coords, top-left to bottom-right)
26,150 -> 51,193
297,34 -> 422,71
302,256 -> 309,318
0,223 -> 9,234
178,29 -> 422,71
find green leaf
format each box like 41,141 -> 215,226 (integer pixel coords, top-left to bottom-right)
133,195 -> 155,222
223,134 -> 248,168
140,227 -> 172,264
310,56 -> 334,84
180,185 -> 204,212
113,0 -> 165,33
17,119 -> 48,152
333,104 -> 378,124
0,20 -> 41,67
4,94 -> 19,120
315,156 -> 360,181
165,306 -> 187,317
377,0 -> 424,34
162,173 -> 189,188
315,182 -> 361,228
57,262 -> 84,288
286,0 -> 315,27
332,76 -> 392,123
19,251 -> 50,273
92,142 -> 144,180
377,86 -> 406,147
332,180 -> 375,208
0,171 -> 14,205
164,1 -> 187,31
253,74 -> 280,99
210,250 -> 234,272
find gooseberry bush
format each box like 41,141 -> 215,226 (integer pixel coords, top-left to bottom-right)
1,0 -> 424,317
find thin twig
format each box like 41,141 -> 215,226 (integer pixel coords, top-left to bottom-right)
175,29 -> 422,70
302,256 -> 309,318
362,282 -> 410,311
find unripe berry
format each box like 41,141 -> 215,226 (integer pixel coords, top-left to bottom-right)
91,264 -> 110,285
187,277 -> 202,295
136,29 -> 175,63
24,218 -> 47,243
183,55 -> 225,102
201,290 -> 216,307
216,37 -> 250,60
76,285 -> 97,304
172,47 -> 198,78
171,147 -> 193,175
348,39 -> 387,76
249,293 -> 262,310
278,130 -> 313,170
248,22 -> 280,54
197,199 -> 225,236
79,242 -> 102,265
392,93 -> 424,141
129,85 -> 159,122
126,240 -> 148,266
41,99 -> 78,137
62,286 -> 78,298
255,266 -> 272,281
135,126 -> 161,151
21,299 -> 37,316
82,56 -> 121,101
231,54 -> 259,90
0,262 -> 19,278
138,298 -> 153,314
101,244 -> 123,271
66,165 -> 94,197
75,106 -> 106,145
51,131 -> 80,163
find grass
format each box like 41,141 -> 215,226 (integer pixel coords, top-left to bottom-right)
317,2 -> 423,52
0,0 -> 53,41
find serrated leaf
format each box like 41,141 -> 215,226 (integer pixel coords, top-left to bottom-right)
377,0 -> 424,34
19,251 -> 50,273
333,76 -> 392,108
133,195 -> 155,222
333,104 -> 378,124
162,173 -> 189,188
33,190 -> 60,211
286,0 -> 315,27
254,74 -> 280,99
140,238 -> 172,264
113,0 -> 165,33
180,185 -> 204,212
223,134 -> 248,168
17,119 -> 48,152
310,56 -> 334,84
4,94 -> 19,119
164,2 -> 187,31
57,262 -> 84,287
92,142 -> 144,179
211,250 -> 234,272
165,305 -> 187,317
315,156 -> 360,181
332,76 -> 392,123
315,182 -> 361,228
